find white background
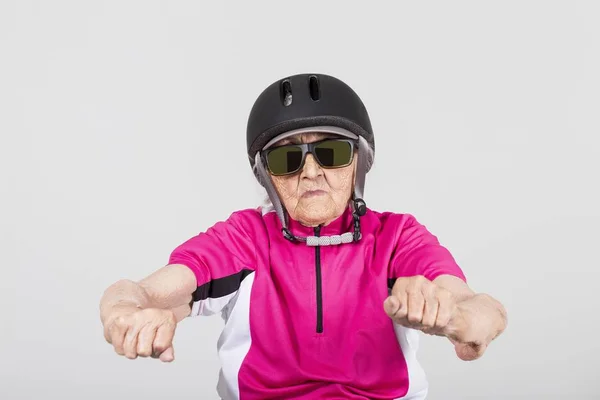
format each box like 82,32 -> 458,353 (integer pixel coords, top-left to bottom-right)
1,1 -> 599,399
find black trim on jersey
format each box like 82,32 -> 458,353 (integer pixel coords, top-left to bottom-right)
192,269 -> 254,302
388,278 -> 396,290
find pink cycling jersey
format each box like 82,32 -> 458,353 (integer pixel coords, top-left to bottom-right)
168,205 -> 466,400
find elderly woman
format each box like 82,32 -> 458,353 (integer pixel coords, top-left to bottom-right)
100,73 -> 507,400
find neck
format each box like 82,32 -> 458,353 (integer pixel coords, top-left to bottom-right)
297,214 -> 341,228
283,203 -> 365,246
287,204 -> 354,236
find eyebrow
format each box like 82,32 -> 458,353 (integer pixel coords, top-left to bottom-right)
277,133 -> 335,146
282,137 -> 302,145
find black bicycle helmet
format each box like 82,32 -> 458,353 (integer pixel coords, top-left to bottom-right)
246,73 -> 375,169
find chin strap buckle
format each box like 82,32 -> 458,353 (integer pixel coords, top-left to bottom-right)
353,198 -> 367,216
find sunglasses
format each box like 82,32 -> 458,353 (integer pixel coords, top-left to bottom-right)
262,138 -> 356,176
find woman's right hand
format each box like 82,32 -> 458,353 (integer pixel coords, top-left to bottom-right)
99,265 -> 197,362
103,307 -> 178,362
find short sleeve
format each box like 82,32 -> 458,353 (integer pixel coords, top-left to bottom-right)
388,214 -> 466,282
167,209 -> 258,316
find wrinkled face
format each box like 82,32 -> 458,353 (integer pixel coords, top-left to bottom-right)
267,132 -> 357,227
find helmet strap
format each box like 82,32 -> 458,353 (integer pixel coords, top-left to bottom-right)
353,135 -> 370,201
255,152 -> 288,229
350,135 -> 371,238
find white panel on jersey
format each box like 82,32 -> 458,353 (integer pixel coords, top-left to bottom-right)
189,291 -> 238,317
215,271 -> 255,400
393,324 -> 429,400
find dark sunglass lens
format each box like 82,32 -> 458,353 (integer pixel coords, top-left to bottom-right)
267,146 -> 303,175
315,140 -> 352,167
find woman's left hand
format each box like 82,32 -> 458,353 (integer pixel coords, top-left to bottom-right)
383,275 -> 507,361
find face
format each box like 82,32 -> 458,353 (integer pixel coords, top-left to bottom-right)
267,132 -> 357,227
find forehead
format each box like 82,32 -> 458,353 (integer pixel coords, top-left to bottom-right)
275,132 -> 336,146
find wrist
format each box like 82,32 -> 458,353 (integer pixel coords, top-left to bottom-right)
465,293 -> 507,342
448,294 -> 505,344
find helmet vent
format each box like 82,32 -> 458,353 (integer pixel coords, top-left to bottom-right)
309,75 -> 320,101
280,79 -> 293,106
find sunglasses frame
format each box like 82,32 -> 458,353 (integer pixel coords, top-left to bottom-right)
262,138 -> 357,176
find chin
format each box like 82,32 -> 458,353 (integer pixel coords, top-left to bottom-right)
297,199 -> 337,225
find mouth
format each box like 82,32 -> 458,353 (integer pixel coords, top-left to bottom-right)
301,190 -> 327,198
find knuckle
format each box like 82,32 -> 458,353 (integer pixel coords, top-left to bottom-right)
114,316 -> 128,327
394,308 -> 408,319
422,312 -> 436,328
138,347 -> 152,357
124,346 -> 138,358
154,339 -> 171,353
407,312 -> 422,324
420,313 -> 431,324
159,328 -> 175,342
155,332 -> 173,346
439,291 -> 455,307
410,276 -> 427,290
125,327 -> 137,339
436,308 -> 452,326
162,310 -> 177,324
437,287 -> 453,300
406,285 -> 420,295
408,292 -> 424,305
153,342 -> 168,353
410,275 -> 422,284
142,307 -> 159,316
168,311 -> 177,323
137,309 -> 152,322
123,346 -> 137,358
422,283 -> 436,297
111,337 -> 123,349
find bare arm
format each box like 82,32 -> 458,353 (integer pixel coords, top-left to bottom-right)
99,263 -> 197,361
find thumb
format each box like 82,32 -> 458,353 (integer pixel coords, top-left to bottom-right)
159,346 -> 174,362
384,296 -> 401,317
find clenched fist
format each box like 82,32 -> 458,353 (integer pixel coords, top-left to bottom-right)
384,275 -> 491,361
103,307 -> 177,362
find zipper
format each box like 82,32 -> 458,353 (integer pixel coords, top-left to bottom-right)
314,225 -> 323,333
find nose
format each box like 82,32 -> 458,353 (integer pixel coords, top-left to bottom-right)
301,153 -> 322,179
